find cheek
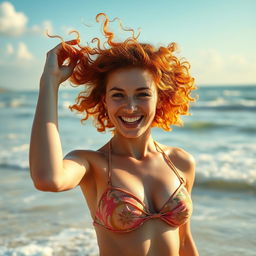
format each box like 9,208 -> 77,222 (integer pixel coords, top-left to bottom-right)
105,100 -> 119,118
147,99 -> 158,112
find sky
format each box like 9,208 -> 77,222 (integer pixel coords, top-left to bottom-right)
0,0 -> 255,90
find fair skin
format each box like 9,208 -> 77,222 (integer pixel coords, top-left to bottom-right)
29,43 -> 199,256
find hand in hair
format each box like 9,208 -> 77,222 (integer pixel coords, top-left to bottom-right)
41,36 -> 80,86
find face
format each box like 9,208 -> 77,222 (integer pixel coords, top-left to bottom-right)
105,67 -> 158,138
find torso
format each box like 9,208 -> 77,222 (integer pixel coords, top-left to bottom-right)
78,143 -> 191,256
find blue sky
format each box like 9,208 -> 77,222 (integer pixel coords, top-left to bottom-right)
0,0 -> 255,90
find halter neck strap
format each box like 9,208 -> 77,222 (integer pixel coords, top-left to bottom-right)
107,140 -> 185,186
153,141 -> 185,184
107,140 -> 112,185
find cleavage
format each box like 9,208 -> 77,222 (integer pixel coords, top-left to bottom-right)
110,166 -> 181,213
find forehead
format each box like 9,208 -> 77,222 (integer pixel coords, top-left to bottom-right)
106,67 -> 156,91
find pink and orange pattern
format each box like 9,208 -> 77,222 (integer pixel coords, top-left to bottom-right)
93,183 -> 192,233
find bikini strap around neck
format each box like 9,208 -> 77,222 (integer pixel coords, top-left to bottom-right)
107,140 -> 112,185
154,141 -> 185,184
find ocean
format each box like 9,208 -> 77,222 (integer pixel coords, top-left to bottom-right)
0,85 -> 255,255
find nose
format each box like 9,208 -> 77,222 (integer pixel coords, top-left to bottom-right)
124,97 -> 138,113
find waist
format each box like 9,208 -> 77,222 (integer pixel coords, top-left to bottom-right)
94,221 -> 180,256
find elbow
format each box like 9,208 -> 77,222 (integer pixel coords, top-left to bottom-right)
33,180 -> 61,192
31,173 -> 63,192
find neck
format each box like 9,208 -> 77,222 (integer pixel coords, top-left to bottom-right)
111,130 -> 156,159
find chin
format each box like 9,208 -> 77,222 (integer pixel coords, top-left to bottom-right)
115,127 -> 151,139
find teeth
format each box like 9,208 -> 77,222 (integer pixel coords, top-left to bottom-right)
121,116 -> 141,123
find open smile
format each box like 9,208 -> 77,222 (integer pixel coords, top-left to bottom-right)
119,116 -> 144,127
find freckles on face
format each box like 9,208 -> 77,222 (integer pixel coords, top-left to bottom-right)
104,67 -> 158,136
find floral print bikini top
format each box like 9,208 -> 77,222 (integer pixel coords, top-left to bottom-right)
93,141 -> 193,233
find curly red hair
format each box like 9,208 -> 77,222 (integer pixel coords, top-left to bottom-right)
51,13 -> 197,132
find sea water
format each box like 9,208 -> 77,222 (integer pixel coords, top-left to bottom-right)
0,85 -> 255,255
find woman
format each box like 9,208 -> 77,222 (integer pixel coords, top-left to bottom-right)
29,13 -> 199,256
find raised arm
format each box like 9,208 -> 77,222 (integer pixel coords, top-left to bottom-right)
29,42 -> 87,192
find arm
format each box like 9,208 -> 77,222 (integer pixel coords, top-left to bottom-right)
175,149 -> 199,256
179,221 -> 199,256
29,42 -> 87,192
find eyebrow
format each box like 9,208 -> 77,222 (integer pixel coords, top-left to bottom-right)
109,87 -> 151,92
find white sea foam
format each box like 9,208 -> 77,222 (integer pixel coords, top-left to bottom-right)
0,244 -> 53,256
6,133 -> 19,140
23,195 -> 37,204
9,98 -> 25,108
0,143 -> 29,170
12,144 -> 29,153
197,97 -> 256,109
196,143 -> 256,187
0,228 -> 99,256
223,90 -> 241,97
199,97 -> 226,107
238,99 -> 256,107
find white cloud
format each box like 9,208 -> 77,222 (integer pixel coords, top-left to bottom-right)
196,49 -> 224,71
17,42 -> 33,60
43,20 -> 53,34
29,20 -> 53,36
190,49 -> 256,85
0,42 -> 34,63
0,1 -> 28,36
0,2 -> 54,37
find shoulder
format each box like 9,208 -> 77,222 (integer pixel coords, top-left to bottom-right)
64,148 -> 107,172
63,148 -> 109,188
171,147 -> 196,173
158,143 -> 196,172
166,145 -> 196,192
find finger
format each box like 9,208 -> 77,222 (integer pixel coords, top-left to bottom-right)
68,57 -> 78,70
60,61 -> 77,80
47,45 -> 68,64
50,42 -> 67,55
46,41 -> 79,68
53,43 -> 79,62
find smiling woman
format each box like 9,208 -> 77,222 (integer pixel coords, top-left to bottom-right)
64,14 -> 197,132
29,13 -> 199,256
104,68 -> 159,138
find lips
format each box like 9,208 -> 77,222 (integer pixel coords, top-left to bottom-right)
119,115 -> 143,126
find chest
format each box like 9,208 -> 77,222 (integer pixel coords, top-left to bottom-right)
108,155 -> 182,212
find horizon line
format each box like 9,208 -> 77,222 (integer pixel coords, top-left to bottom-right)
0,83 -> 255,92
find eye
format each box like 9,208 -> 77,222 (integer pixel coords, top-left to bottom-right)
138,92 -> 151,97
112,93 -> 124,98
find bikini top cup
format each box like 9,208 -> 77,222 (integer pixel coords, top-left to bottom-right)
93,141 -> 193,233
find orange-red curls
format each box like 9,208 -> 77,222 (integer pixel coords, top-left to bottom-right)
46,30 -> 82,68
95,13 -> 140,49
48,13 -> 197,132
96,13 -> 117,47
46,30 -> 80,48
